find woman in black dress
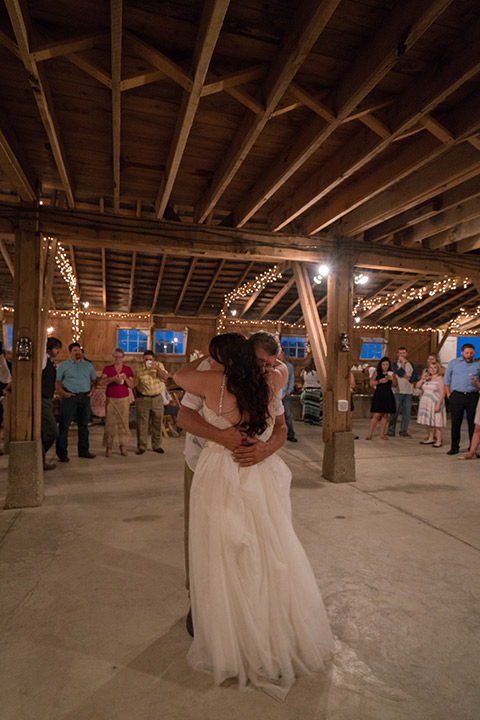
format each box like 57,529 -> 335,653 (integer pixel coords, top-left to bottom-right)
366,357 -> 397,440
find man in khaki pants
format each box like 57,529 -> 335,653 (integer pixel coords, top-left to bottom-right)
134,350 -> 168,454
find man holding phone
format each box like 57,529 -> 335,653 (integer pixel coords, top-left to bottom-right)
134,350 -> 168,454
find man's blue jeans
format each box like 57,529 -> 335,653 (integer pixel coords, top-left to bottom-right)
282,395 -> 296,440
388,393 -> 413,435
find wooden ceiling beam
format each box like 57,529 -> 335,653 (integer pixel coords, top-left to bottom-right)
258,276 -> 295,319
397,196 -> 480,248
120,69 -> 164,92
454,233 -> 480,254
196,258 -> 225,315
150,254 -> 167,313
5,0 -> 75,208
239,286 -> 263,318
31,33 -> 108,62
175,257 -> 198,314
225,86 -> 263,115
111,0 -> 122,213
127,250 -> 136,313
418,289 -> 474,326
155,0 -> 230,220
0,28 -> 21,58
202,64 -> 268,96
194,0 -> 341,223
67,54 -> 112,88
366,177 -> 480,244
326,135 -> 480,239
10,206 -> 480,277
306,85 -> 480,237
0,110 -> 37,201
0,239 -> 14,277
274,18 -> 480,233
124,31 -> 193,92
426,216 -> 480,250
230,0 -> 453,229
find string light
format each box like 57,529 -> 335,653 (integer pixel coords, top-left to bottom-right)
353,276 -> 469,316
53,240 -> 83,342
217,265 -> 284,332
449,304 -> 480,331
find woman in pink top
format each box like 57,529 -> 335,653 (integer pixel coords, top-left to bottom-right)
99,348 -> 134,456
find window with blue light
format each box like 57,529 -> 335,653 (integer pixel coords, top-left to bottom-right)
5,325 -> 13,352
281,336 -> 306,359
360,342 -> 383,360
117,328 -> 149,353
154,330 -> 185,355
456,336 -> 480,357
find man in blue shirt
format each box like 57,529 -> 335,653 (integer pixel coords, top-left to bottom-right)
280,351 -> 297,442
55,342 -> 97,462
443,343 -> 480,455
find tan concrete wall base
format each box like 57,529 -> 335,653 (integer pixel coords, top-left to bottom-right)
322,431 -> 356,483
5,440 -> 44,508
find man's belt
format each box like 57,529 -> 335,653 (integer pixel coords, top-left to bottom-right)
136,391 -> 162,398
65,390 -> 89,396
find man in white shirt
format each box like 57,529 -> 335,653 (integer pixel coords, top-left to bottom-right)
177,332 -> 287,635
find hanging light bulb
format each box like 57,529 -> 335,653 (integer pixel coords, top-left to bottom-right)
318,264 -> 329,277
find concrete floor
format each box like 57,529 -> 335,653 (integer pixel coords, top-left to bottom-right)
1,418 -> 479,720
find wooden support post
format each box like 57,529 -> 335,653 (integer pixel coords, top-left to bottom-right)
6,219 -> 45,508
322,248 -> 356,483
292,262 -> 327,388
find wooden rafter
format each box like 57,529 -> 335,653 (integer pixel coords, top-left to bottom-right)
230,0 -> 454,229
194,0 -> 342,223
258,276 -> 295,320
302,87 -> 480,235
239,287 -> 263,318
23,206 -> 480,278
0,110 -> 37,201
202,64 -> 268,96
150,254 -> 167,313
0,239 -> 14,277
5,0 -> 75,207
278,19 -> 480,234
292,262 -> 327,387
427,216 -> 480,251
397,197 -> 480,248
196,259 -> 225,315
31,33 -> 108,62
124,31 -> 192,92
327,139 -> 480,239
127,250 -> 136,313
175,258 -> 198,314
455,233 -> 480,254
67,54 -> 112,89
111,0 -> 122,212
155,0 -> 230,220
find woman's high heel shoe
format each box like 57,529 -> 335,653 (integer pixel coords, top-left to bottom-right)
105,448 -> 113,457
120,445 -> 128,456
432,442 -> 443,448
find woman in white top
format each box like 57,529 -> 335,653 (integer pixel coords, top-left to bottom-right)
174,334 -> 333,700
300,358 -> 323,425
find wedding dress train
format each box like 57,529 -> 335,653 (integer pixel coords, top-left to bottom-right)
188,405 -> 334,700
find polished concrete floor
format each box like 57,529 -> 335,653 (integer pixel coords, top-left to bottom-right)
1,418 -> 479,720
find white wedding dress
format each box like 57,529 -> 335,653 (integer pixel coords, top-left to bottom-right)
188,402 -> 334,700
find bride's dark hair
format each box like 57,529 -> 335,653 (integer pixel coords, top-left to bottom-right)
209,333 -> 270,436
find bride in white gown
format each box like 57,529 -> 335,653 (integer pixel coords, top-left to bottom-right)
174,334 -> 333,700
